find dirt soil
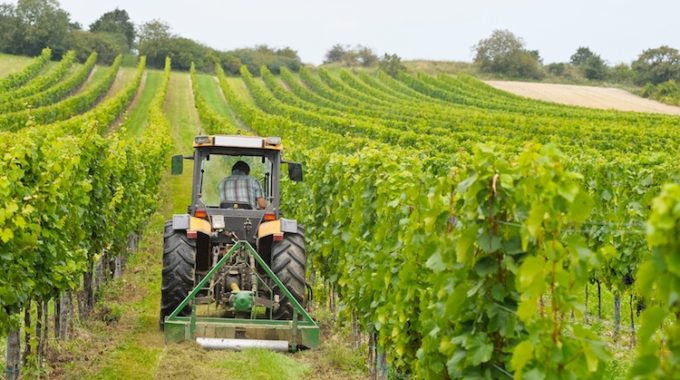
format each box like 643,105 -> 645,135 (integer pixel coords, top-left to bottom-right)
486,80 -> 680,116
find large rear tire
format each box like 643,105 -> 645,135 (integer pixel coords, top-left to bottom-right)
271,229 -> 306,320
160,221 -> 195,329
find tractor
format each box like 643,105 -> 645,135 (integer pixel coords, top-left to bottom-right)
161,135 -> 319,351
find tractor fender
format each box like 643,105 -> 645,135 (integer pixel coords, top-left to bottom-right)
258,218 -> 298,238
171,214 -> 212,236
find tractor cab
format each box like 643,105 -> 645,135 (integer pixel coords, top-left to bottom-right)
171,135 -> 302,247
162,135 -> 318,351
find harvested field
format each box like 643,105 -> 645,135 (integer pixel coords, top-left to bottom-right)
486,80 -> 680,115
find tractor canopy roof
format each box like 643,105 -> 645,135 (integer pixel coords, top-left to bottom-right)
192,135 -> 283,151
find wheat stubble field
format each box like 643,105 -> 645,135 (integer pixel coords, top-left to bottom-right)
487,80 -> 680,115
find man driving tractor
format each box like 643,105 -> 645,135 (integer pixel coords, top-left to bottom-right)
218,160 -> 267,210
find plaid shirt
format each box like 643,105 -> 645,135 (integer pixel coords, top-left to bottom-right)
218,171 -> 263,209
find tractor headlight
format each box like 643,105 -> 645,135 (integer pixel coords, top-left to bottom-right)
211,215 -> 225,229
265,136 -> 281,145
194,135 -> 211,145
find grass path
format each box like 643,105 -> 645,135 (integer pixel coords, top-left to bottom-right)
116,70 -> 164,136
195,73 -> 251,131
196,74 -> 232,118
72,65 -> 102,95
102,66 -> 139,101
225,76 -> 257,106
0,53 -> 32,78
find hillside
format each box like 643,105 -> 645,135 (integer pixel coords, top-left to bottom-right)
1,51 -> 680,379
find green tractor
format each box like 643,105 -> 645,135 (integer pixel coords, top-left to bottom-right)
161,135 -> 319,351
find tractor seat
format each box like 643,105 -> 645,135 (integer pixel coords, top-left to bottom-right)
220,201 -> 253,210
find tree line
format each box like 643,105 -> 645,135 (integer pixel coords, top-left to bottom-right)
322,44 -> 406,77
472,29 -> 680,88
0,0 -> 302,74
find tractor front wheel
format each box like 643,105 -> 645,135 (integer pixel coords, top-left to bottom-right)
271,229 -> 306,320
160,221 -> 195,329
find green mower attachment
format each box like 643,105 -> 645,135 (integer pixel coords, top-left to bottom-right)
163,241 -> 320,352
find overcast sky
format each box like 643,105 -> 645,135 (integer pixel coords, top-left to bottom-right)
14,0 -> 680,65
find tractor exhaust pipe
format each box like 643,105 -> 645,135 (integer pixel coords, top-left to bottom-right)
196,337 -> 289,352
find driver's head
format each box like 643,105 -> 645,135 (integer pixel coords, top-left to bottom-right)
232,161 -> 250,175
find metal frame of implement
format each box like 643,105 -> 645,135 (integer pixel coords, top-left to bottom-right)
163,241 -> 320,351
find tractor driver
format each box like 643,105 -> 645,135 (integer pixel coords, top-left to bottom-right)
218,161 -> 267,210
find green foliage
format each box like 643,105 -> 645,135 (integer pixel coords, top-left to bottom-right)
189,62 -> 243,134
216,60 -> 680,378
0,56 -> 172,332
12,0 -> 70,57
88,8 -> 135,49
0,54 -> 121,131
473,29 -> 544,79
67,30 -> 127,64
324,44 -> 379,67
0,47 -> 50,91
324,44 -> 346,64
581,55 -> 608,80
379,53 -> 406,77
640,80 -> 680,106
546,62 -> 568,76
137,20 -> 300,74
0,2 -> 130,61
137,20 -> 182,69
0,52 -> 97,113
570,47 -> 596,66
0,4 -> 24,53
229,45 -> 301,75
417,144 -> 608,379
568,47 -> 609,80
609,63 -> 636,84
630,184 -> 680,379
0,50 -> 74,101
632,46 -> 680,85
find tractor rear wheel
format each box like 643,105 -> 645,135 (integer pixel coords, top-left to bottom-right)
271,229 -> 306,320
160,221 -> 195,329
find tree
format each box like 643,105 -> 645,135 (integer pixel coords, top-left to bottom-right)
356,46 -> 378,67
137,19 -> 171,43
609,63 -> 636,84
89,8 -> 135,49
380,53 -> 405,77
219,52 -> 242,75
570,47 -> 595,66
527,49 -> 543,64
473,29 -> 543,79
14,0 -> 70,57
506,49 -> 544,79
275,47 -> 300,60
324,44 -> 379,67
0,4 -> 23,54
581,55 -> 608,80
632,46 -> 680,84
569,47 -> 608,80
546,62 -> 567,76
325,44 -> 347,64
68,30 -> 127,64
230,45 -> 301,75
137,19 -> 173,68
473,29 -> 524,69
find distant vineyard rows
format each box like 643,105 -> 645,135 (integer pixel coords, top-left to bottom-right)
195,63 -> 680,379
2,47 -> 680,379
0,53 -> 172,337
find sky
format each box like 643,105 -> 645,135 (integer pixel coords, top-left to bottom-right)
11,0 -> 680,65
